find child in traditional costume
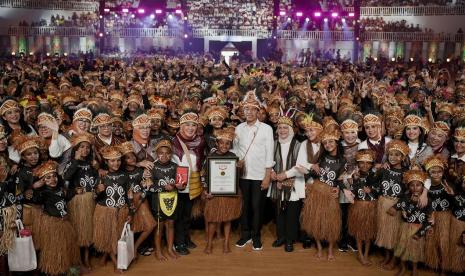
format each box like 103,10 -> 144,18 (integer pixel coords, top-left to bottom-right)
120,141 -> 156,259
422,155 -> 452,275
32,160 -> 80,275
301,129 -> 347,260
372,139 -> 409,270
203,127 -> 242,254
389,170 -> 433,276
348,149 -> 377,266
62,132 -> 98,270
92,146 -> 132,272
145,139 -> 180,260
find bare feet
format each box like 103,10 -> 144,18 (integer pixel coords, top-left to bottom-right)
223,243 -> 231,254
155,251 -> 167,261
357,256 -> 371,266
204,245 -> 212,254
395,266 -> 406,276
383,262 -> 396,271
114,267 -> 124,274
327,254 -> 335,261
315,251 -> 323,260
99,256 -> 107,267
167,249 -> 179,259
377,256 -> 389,267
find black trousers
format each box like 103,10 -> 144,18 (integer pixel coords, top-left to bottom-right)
276,200 -> 302,243
340,203 -> 350,247
239,179 -> 266,240
174,193 -> 192,246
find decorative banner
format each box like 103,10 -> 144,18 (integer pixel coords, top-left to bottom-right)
10,36 -> 17,53
395,41 -> 404,59
410,41 -> 422,61
379,41 -> 389,58
388,41 -> 396,59
18,36 -> 27,54
362,41 -> 372,60
428,41 -> 438,61
35,36 -> 44,54
52,36 -> 61,55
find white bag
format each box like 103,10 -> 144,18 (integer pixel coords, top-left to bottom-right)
8,219 -> 37,271
117,222 -> 134,270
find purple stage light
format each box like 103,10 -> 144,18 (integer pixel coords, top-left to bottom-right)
279,11 -> 286,16
296,12 -> 303,17
348,12 -> 355,17
331,12 -> 338,18
175,9 -> 182,14
314,12 -> 321,17
155,9 -> 162,14
324,18 -> 328,22
104,8 -> 110,12
150,14 -> 155,19
138,9 -> 145,14
342,18 -> 346,23
184,34 -> 188,38
305,17 -> 310,22
122,8 -> 129,13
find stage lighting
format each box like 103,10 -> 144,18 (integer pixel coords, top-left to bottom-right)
168,14 -> 173,19
29,52 -> 33,56
410,58 -> 414,62
331,12 -> 338,18
314,12 -> 321,17
342,18 -> 346,23
131,14 -> 135,18
175,9 -> 182,14
447,58 -> 451,62
155,9 -> 162,14
279,11 -> 286,16
99,32 -> 104,37
184,17 -> 188,20
104,8 -> 110,13
348,12 -> 355,17
150,14 -> 155,19
374,57 -> 378,61
46,52 -> 50,56
305,17 -> 310,22
287,17 -> 291,22
296,12 -> 303,17
138,9 -> 145,14
99,15 -> 103,19
64,53 -> 68,57
392,58 -> 396,62
184,34 -> 188,38
115,14 -> 118,18
122,8 -> 129,13
11,52 -> 15,56
428,58 -> 433,62
324,18 -> 328,22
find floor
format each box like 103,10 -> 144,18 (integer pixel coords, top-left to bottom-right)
90,224 -> 435,276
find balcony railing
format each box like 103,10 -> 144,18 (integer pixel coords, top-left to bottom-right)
4,27 -> 465,43
0,0 -> 98,11
7,26 -> 96,37
343,5 -> 465,16
192,29 -> 272,39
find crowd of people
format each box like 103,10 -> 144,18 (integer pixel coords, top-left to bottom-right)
360,0 -> 465,6
360,17 -> 430,33
186,0 -> 274,31
17,12 -> 99,28
0,52 -> 464,276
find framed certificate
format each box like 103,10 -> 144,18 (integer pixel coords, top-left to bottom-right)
207,156 -> 239,196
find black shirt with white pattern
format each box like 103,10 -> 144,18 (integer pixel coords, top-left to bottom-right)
395,195 -> 433,237
96,171 -> 129,208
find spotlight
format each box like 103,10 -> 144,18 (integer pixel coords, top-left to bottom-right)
279,11 -> 286,16
64,52 -> 68,57
150,14 -> 155,19
29,52 -> 33,56
331,12 -> 338,18
168,14 -> 173,19
99,15 -> 103,19
131,14 -> 135,18
305,17 -> 310,22
115,14 -> 118,18
99,32 -> 104,37
324,18 -> 328,22
447,58 -> 451,62
314,12 -> 321,17
287,17 -> 291,22
296,12 -> 303,17
348,12 -> 355,17
175,9 -> 182,14
11,51 -> 15,56
155,9 -> 162,14
104,8 -> 110,13
273,36 -> 277,39
392,57 -> 396,62
184,16 -> 187,20
46,52 -> 50,56
410,58 -> 414,62
122,8 -> 129,13
138,9 -> 145,14
184,34 -> 188,39
428,58 -> 433,62
342,18 -> 346,23
374,57 -> 378,61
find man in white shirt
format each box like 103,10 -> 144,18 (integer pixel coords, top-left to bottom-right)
358,113 -> 391,166
233,93 -> 274,251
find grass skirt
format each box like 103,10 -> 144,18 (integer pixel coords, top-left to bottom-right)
204,195 -> 242,222
348,200 -> 377,241
22,204 -> 43,251
92,205 -> 129,255
68,192 -> 95,247
424,211 -> 451,271
191,197 -> 205,219
448,216 -> 465,273
38,215 -> 79,275
132,200 -> 156,233
375,196 -> 401,249
301,180 -> 341,243
394,222 -> 425,263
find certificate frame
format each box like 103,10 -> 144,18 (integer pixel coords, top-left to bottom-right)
207,156 -> 239,196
